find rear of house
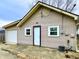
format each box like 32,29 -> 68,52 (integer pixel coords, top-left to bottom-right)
3,2 -> 79,51
17,6 -> 77,50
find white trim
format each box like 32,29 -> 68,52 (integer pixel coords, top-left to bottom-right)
48,26 -> 59,37
25,27 -> 31,36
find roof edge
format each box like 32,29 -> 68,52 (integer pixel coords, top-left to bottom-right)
3,20 -> 21,28
39,2 -> 78,20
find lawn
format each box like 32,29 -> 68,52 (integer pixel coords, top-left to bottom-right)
1,44 -> 79,59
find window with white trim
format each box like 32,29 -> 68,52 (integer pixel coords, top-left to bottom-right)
48,26 -> 59,36
25,27 -> 31,36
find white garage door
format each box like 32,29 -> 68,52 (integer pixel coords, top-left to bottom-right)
5,30 -> 17,44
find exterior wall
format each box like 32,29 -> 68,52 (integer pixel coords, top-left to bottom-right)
17,7 -> 77,50
5,25 -> 17,31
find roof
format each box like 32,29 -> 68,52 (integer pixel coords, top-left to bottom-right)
17,1 -> 79,27
3,19 -> 21,28
3,1 -> 79,28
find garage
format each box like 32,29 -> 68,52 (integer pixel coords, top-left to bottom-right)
5,30 -> 17,44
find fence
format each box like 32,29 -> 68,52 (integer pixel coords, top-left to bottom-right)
0,30 -> 5,43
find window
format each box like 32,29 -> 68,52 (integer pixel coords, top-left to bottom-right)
25,27 -> 31,36
48,26 -> 59,36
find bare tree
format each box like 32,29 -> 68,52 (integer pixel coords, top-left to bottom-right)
33,0 -> 76,12
51,0 -> 64,8
63,0 -> 76,12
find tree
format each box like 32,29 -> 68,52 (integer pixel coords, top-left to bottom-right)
63,0 -> 76,12
33,0 -> 76,12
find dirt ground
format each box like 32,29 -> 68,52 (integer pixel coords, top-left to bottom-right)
0,44 -> 19,59
0,44 -> 79,59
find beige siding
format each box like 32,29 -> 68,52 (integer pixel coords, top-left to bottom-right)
5,25 -> 17,31
17,7 -> 77,50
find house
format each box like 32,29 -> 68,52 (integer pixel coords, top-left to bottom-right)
3,1 -> 79,51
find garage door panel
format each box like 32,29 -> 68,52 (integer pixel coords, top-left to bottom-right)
6,30 -> 17,44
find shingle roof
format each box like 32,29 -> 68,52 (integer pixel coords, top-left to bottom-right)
3,19 -> 21,28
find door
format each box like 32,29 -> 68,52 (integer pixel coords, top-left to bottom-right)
6,30 -> 17,44
33,26 -> 41,46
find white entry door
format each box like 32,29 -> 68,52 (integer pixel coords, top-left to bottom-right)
34,26 -> 41,46
6,30 -> 17,44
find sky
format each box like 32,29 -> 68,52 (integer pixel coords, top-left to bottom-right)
0,0 -> 79,27
0,0 -> 34,27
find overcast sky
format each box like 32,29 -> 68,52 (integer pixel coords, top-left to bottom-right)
0,0 -> 79,27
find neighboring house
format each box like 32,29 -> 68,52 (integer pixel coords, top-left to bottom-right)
3,1 -> 79,51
